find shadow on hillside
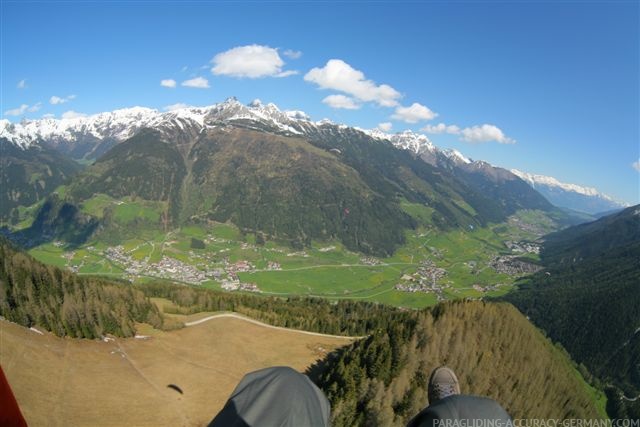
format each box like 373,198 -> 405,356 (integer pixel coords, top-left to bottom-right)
1,196 -> 98,250
305,343 -> 353,384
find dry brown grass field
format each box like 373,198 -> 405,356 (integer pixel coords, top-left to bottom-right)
0,309 -> 352,427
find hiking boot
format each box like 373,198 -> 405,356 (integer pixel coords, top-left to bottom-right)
428,366 -> 460,403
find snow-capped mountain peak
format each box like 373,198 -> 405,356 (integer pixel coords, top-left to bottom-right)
442,148 -> 472,165
361,129 -> 436,155
511,170 -> 603,198
510,169 -> 629,214
0,99 -> 316,150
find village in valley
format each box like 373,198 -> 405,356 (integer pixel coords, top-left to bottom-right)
29,213 -> 546,308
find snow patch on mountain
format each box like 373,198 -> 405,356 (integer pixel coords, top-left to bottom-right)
442,149 -> 472,165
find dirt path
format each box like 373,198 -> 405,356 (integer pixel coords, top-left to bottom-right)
184,312 -> 363,340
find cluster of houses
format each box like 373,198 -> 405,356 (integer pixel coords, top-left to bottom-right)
266,261 -> 281,270
103,246 -> 208,284
508,215 -> 551,237
489,255 -> 542,276
360,256 -> 381,266
225,259 -> 255,273
220,277 -> 261,292
504,240 -> 540,254
394,260 -> 450,301
99,242 -> 278,292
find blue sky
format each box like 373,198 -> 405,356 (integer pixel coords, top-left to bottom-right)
2,1 -> 638,204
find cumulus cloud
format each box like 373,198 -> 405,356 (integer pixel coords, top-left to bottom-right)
4,104 -> 29,116
211,45 -> 297,78
422,123 -> 461,134
283,49 -> 302,59
322,94 -> 360,110
61,110 -> 87,119
377,122 -> 393,132
163,103 -> 192,111
181,77 -> 210,88
633,159 -> 640,172
4,102 -> 43,116
160,79 -> 177,88
17,79 -> 27,89
422,122 -> 515,144
50,95 -> 76,105
42,113 -> 55,119
304,59 -> 401,107
460,124 -> 515,144
392,103 -> 437,123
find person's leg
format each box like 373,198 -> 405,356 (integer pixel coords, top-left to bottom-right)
407,366 -> 511,427
209,366 -> 331,427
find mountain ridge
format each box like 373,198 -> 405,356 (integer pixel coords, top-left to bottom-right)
2,98 -> 626,214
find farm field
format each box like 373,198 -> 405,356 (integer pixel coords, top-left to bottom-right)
0,311 -> 352,427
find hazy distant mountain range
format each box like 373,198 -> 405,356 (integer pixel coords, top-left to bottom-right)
510,169 -> 628,215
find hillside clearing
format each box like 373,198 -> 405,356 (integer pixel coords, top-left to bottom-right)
0,316 -> 352,426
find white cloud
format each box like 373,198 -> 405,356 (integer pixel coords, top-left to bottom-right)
422,122 -> 514,144
181,77 -> 210,88
163,103 -> 192,111
211,45 -> 296,78
633,159 -> 640,172
17,79 -> 27,89
422,123 -> 461,134
283,49 -> 302,59
304,59 -> 401,107
275,70 -> 298,78
160,79 -> 177,88
49,95 -> 75,105
61,110 -> 87,119
42,113 -> 55,119
377,122 -> 393,132
4,104 -> 29,116
392,103 -> 437,123
28,102 -> 42,113
460,124 -> 515,144
4,102 -> 43,116
322,94 -> 360,110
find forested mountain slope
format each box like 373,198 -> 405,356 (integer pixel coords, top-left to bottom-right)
504,205 -> 640,418
0,237 -> 162,338
310,300 -> 603,425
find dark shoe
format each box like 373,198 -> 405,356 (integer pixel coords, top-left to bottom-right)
428,366 -> 460,403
